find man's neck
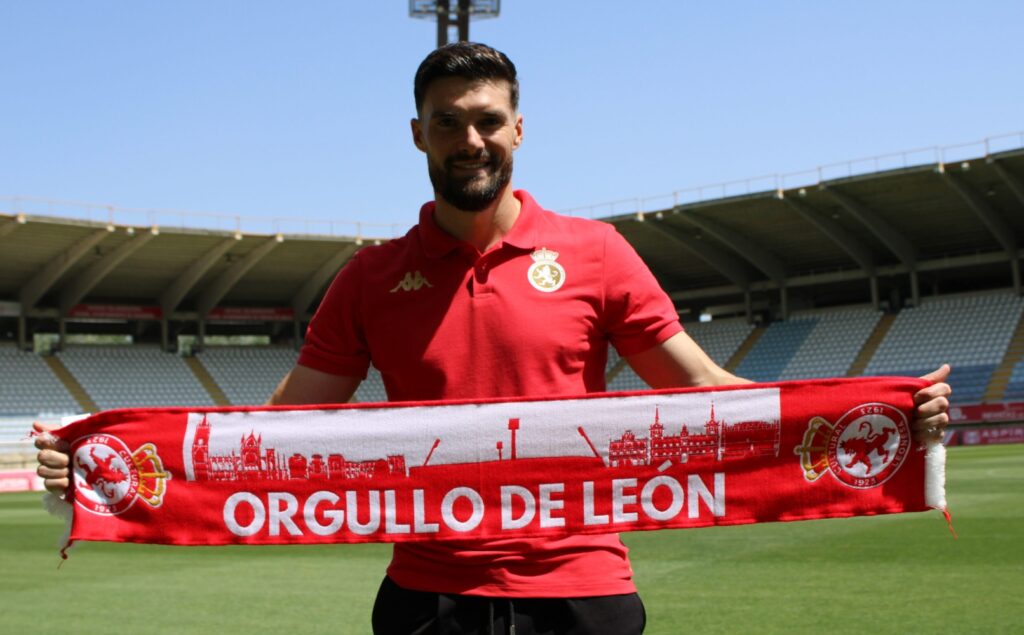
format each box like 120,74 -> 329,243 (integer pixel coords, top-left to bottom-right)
432,186 -> 521,253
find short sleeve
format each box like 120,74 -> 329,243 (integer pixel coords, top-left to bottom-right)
297,254 -> 372,378
601,226 -> 683,357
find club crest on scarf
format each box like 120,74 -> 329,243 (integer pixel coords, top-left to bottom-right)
72,434 -> 170,515
794,402 -> 911,489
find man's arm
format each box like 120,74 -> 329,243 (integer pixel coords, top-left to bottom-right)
625,331 -> 751,389
267,364 -> 362,406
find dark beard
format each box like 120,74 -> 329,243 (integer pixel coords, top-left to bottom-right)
428,153 -> 513,212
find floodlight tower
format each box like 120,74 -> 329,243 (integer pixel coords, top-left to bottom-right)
410,0 -> 501,48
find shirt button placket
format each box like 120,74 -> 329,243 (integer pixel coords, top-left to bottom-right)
474,255 -> 495,296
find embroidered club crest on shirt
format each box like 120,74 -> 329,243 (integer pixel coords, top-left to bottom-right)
527,248 -> 565,292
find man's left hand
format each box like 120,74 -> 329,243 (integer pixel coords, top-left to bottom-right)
913,364 -> 952,443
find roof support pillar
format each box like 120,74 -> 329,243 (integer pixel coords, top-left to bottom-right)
644,220 -> 751,290
870,276 -> 880,310
823,185 -> 920,308
160,318 -> 170,352
941,168 -> 1020,295
160,237 -> 239,315
58,229 -> 158,315
744,290 -> 753,324
0,215 -> 25,238
990,159 -> 1024,207
293,318 -> 303,351
679,211 -> 787,286
17,315 -> 27,351
941,170 -> 1017,255
291,244 -> 359,316
57,317 -> 67,352
779,194 -> 875,275
19,227 -> 111,312
196,235 -> 282,317
197,319 -> 206,353
822,186 -> 917,267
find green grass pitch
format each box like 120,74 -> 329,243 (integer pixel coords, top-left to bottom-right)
1,444 -> 1021,634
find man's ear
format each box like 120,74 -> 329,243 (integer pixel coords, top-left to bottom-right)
512,113 -> 524,150
411,118 -> 426,152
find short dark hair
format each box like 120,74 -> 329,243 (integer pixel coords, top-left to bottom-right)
414,42 -> 519,114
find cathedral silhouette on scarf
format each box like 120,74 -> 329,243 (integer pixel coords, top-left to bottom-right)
188,402 -> 779,482
190,415 -> 407,482
606,405 -> 780,467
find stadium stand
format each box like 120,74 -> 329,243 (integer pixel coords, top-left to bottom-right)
731,307 -> 884,383
1007,360 -> 1024,401
197,346 -> 298,406
734,320 -> 817,382
864,292 -> 1024,404
776,307 -> 883,380
607,317 -> 755,392
685,318 -> 756,367
57,345 -> 215,410
0,343 -> 79,415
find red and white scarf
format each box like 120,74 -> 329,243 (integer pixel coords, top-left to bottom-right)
44,376 -> 947,553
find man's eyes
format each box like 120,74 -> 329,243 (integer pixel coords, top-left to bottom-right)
434,116 -> 505,129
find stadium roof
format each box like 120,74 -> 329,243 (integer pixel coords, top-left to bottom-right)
606,145 -> 1024,318
1,141 -> 1022,341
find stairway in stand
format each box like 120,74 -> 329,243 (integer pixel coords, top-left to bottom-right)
983,308 -> 1024,403
847,313 -> 896,377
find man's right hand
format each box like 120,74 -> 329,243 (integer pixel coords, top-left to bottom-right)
33,422 -> 71,496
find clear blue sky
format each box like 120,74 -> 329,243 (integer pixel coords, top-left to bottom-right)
2,1 -> 1021,236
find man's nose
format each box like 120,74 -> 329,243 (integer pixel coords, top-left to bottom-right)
459,125 -> 485,152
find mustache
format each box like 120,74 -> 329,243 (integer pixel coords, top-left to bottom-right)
445,152 -> 493,167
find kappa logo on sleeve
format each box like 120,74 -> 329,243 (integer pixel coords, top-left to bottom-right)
72,434 -> 171,515
794,403 -> 911,489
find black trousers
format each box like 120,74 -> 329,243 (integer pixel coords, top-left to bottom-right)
371,576 -> 646,635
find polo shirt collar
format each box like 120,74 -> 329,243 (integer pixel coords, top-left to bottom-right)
502,190 -> 541,251
418,189 -> 541,259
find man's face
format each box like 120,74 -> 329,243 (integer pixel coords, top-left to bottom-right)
412,77 -> 523,211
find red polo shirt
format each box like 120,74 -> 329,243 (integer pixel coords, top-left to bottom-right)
299,190 -> 682,597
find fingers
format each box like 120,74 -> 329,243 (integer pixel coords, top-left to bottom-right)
36,461 -> 71,496
41,476 -> 70,496
915,394 -> 950,418
919,363 -> 951,384
914,377 -> 951,407
37,448 -> 70,469
911,425 -> 945,444
33,422 -> 69,452
913,410 -> 948,428
912,366 -> 952,444
37,447 -> 71,496
915,363 -> 951,440
37,464 -> 69,479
